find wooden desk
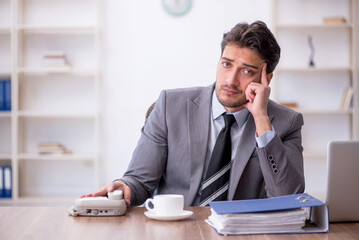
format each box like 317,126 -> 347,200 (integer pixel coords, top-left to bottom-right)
0,206 -> 358,240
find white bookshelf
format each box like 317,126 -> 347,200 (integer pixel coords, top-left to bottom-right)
271,0 -> 358,198
0,0 -> 101,204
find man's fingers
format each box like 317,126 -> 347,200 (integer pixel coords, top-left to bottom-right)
82,182 -> 114,198
245,83 -> 258,103
113,180 -> 132,206
261,63 -> 269,86
246,92 -> 255,103
93,188 -> 109,197
80,181 -> 132,206
80,193 -> 93,198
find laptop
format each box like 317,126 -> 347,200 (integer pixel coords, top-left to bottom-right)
326,141 -> 359,222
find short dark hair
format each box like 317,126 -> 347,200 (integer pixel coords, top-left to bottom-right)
221,21 -> 280,74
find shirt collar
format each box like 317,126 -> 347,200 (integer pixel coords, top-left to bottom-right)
212,89 -> 249,128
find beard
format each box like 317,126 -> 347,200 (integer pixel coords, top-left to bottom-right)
215,85 -> 249,109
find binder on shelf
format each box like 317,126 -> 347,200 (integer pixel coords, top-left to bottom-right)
3,166 -> 12,198
0,167 -> 3,198
206,193 -> 329,235
4,80 -> 11,111
0,80 -> 5,111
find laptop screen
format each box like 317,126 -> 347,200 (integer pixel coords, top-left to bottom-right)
326,141 -> 359,222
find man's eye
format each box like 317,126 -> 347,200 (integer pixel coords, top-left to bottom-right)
222,62 -> 231,68
243,69 -> 253,75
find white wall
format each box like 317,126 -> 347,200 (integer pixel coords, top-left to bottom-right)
100,0 -> 271,184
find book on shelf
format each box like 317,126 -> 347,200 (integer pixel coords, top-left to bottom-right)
42,51 -> 70,70
37,142 -> 72,154
323,17 -> 347,25
206,193 -> 329,235
341,87 -> 353,110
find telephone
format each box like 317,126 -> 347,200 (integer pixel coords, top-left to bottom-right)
68,190 -> 127,216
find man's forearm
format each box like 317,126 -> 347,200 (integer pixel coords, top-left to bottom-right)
254,115 -> 272,137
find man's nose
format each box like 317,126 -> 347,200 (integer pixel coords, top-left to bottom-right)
226,70 -> 239,87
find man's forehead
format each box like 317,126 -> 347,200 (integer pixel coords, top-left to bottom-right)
222,45 -> 264,67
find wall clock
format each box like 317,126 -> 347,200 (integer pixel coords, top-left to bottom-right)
162,0 -> 192,17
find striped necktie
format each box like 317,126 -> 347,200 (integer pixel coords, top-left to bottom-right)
199,113 -> 236,206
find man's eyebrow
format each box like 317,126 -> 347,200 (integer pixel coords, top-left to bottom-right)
221,57 -> 234,62
243,63 -> 259,69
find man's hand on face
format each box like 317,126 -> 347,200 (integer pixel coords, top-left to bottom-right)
244,63 -> 271,117
244,63 -> 273,136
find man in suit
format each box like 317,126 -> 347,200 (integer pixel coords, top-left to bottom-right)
83,21 -> 305,206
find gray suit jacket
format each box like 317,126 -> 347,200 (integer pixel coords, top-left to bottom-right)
121,84 -> 305,206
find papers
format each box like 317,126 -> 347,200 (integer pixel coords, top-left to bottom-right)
207,208 -> 307,235
206,193 -> 329,235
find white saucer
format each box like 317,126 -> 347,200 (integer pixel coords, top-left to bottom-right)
144,210 -> 193,221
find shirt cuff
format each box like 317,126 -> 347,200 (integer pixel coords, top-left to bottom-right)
255,129 -> 276,148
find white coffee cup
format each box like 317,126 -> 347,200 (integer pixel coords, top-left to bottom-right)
145,194 -> 184,216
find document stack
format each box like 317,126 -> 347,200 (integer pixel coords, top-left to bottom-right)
208,207 -> 307,235
37,142 -> 70,154
206,193 -> 329,235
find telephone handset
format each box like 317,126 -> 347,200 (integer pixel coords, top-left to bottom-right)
68,190 -> 127,216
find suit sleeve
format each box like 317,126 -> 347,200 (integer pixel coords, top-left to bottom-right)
120,91 -> 169,206
256,111 -> 305,197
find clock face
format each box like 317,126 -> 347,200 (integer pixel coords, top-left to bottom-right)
162,0 -> 192,17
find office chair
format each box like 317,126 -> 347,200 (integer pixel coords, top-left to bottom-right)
145,102 -> 156,120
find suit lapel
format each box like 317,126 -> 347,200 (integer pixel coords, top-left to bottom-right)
228,112 -> 275,200
187,85 -> 213,204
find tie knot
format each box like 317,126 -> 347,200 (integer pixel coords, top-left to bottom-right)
223,114 -> 236,128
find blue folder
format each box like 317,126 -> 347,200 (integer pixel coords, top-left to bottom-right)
209,193 -> 325,214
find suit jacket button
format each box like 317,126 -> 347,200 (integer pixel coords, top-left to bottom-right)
272,164 -> 277,169
273,169 -> 279,174
268,155 -> 273,161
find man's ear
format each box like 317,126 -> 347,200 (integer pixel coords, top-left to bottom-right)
267,73 -> 273,85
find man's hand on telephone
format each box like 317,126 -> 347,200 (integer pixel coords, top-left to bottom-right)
81,180 -> 131,206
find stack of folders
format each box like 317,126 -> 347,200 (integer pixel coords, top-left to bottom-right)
206,193 -> 329,235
